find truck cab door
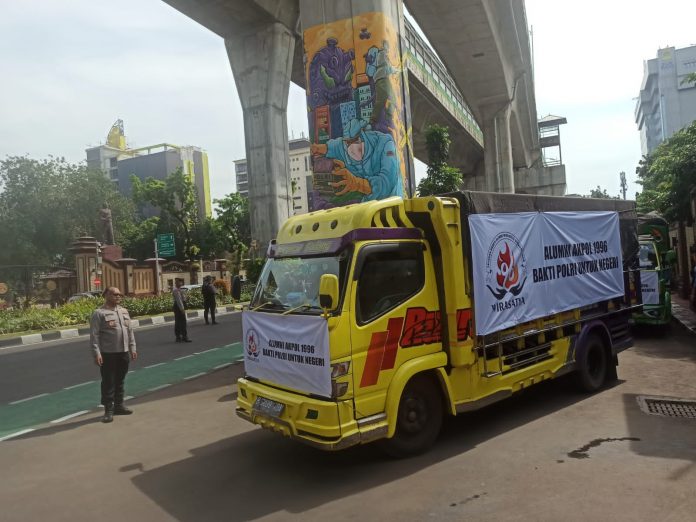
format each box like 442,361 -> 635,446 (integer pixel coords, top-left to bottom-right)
349,241 -> 440,418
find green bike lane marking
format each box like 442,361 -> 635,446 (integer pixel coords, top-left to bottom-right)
0,342 -> 244,441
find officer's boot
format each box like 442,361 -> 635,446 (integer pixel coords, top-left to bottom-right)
114,403 -> 133,415
102,402 -> 114,423
114,393 -> 133,415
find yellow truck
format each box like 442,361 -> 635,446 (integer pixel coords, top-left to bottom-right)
237,192 -> 641,456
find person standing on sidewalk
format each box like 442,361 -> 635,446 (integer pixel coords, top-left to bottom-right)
202,276 -> 218,325
172,278 -> 191,342
89,287 -> 137,423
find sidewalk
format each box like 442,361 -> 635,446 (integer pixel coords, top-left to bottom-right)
671,291 -> 696,334
0,304 -> 247,350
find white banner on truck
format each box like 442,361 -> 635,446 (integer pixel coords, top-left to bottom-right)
469,211 -> 624,336
242,311 -> 331,397
640,271 -> 660,305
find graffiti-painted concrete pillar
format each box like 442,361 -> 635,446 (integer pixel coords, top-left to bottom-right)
299,0 -> 414,210
482,104 -> 515,193
225,23 -> 295,250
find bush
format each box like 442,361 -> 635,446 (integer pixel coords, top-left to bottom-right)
0,283 -> 255,336
214,279 -> 229,296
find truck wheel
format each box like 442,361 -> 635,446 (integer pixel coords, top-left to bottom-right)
575,334 -> 608,393
382,375 -> 443,458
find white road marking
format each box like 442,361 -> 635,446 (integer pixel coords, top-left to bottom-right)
175,354 -> 195,361
194,348 -> 219,355
148,383 -> 172,392
9,393 -> 48,405
0,429 -> 35,442
64,380 -> 95,390
213,363 -> 232,370
184,372 -> 206,381
50,410 -> 90,424
145,362 -> 165,369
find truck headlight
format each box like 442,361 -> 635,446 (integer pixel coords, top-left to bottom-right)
331,381 -> 349,398
331,361 -> 351,378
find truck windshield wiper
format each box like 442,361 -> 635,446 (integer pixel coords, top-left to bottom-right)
250,299 -> 287,312
282,303 -> 319,315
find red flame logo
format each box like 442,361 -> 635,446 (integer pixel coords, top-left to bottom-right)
495,243 -> 519,290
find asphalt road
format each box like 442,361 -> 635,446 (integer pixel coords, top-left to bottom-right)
1,323 -> 695,521
0,311 -> 243,405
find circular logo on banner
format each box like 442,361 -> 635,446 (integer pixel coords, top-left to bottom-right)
485,232 -> 528,300
46,280 -> 57,291
0,282 -> 7,295
246,328 -> 260,359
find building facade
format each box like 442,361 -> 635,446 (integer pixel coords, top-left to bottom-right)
636,45 -> 696,155
86,121 -> 212,220
233,159 -> 248,197
288,138 -> 312,215
234,137 -> 312,216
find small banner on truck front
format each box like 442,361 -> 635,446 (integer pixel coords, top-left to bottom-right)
640,271 -> 660,305
242,311 -> 331,397
469,211 -> 624,336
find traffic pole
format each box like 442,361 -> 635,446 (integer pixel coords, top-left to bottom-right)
154,238 -> 161,295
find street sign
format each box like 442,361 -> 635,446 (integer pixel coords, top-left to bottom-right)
157,233 -> 176,257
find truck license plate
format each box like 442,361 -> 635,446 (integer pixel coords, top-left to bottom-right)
253,396 -> 285,418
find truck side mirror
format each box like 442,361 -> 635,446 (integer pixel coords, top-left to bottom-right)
318,274 -> 339,313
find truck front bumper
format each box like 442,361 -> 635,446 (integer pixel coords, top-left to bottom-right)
236,378 -> 387,451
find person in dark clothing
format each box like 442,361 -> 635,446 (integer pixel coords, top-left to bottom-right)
202,276 -> 218,325
172,278 -> 191,342
231,275 -> 242,303
89,287 -> 137,423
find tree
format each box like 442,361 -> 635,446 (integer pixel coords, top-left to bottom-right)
636,121 -> 696,223
119,217 -> 161,260
0,156 -> 134,266
588,185 -> 617,199
213,193 -> 251,253
131,168 -> 199,260
417,124 -> 463,196
681,72 -> 696,86
193,218 -> 228,259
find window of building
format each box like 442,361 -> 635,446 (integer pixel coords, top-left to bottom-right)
356,243 -> 424,324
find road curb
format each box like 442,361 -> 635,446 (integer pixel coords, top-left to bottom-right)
671,303 -> 696,335
0,305 -> 246,349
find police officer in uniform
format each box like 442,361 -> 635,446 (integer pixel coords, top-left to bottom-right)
89,287 -> 137,423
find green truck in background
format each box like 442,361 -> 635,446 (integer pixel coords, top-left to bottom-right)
633,213 -> 676,326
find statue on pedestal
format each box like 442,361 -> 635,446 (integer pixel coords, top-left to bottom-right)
99,204 -> 115,245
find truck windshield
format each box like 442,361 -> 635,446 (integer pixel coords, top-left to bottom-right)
639,243 -> 659,270
250,250 -> 350,313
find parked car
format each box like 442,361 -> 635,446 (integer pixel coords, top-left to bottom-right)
67,291 -> 102,303
180,284 -> 202,297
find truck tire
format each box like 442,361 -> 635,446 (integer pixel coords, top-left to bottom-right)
382,374 -> 443,458
575,333 -> 608,393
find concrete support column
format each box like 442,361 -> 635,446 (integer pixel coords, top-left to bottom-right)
225,23 -> 295,250
482,104 -> 515,193
300,0 -> 414,210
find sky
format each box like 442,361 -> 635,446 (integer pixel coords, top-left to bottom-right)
1,0 -> 695,204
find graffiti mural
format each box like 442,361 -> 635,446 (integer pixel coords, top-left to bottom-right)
304,12 -> 412,210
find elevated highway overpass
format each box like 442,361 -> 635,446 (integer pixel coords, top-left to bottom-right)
162,0 -> 555,246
